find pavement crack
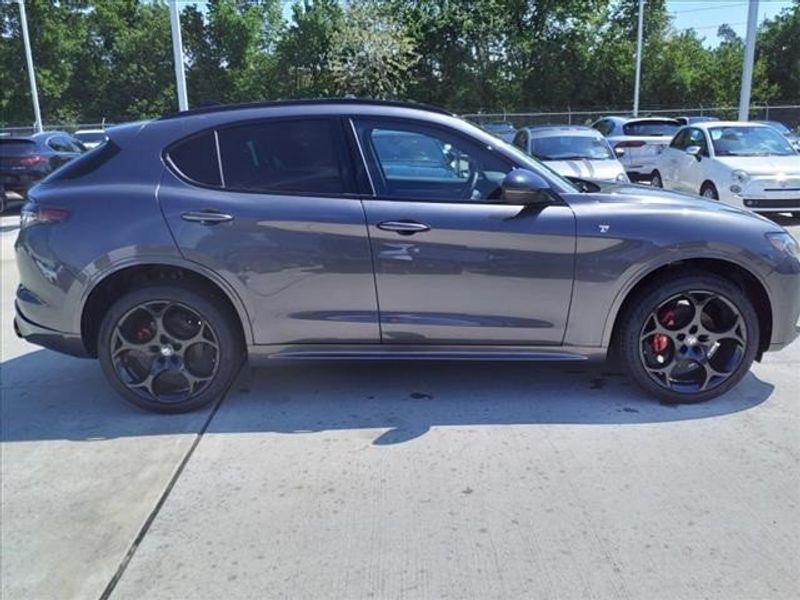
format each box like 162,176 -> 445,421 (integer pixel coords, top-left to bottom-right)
97,395 -> 226,600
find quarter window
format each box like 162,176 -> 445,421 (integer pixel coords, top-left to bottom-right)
167,132 -> 221,187
217,118 -> 350,195
355,119 -> 512,202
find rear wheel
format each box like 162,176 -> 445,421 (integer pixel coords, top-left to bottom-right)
700,182 -> 719,200
650,170 -> 663,188
98,283 -> 244,413
617,272 -> 759,404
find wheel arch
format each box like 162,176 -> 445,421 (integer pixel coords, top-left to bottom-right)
80,261 -> 252,357
606,257 -> 773,358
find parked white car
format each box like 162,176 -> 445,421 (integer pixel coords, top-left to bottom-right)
512,126 -> 628,183
591,116 -> 681,181
652,121 -> 800,215
74,129 -> 108,149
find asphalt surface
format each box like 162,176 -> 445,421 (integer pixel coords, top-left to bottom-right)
2,208 -> 799,600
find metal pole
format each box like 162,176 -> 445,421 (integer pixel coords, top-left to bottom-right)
169,0 -> 189,111
633,0 -> 645,117
18,0 -> 42,133
738,0 -> 759,121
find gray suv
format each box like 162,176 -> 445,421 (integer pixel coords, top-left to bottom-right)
14,100 -> 800,413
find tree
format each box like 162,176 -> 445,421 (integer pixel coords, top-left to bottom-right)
327,0 -> 418,99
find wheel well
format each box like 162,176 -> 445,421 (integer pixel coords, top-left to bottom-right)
700,180 -> 716,192
81,264 -> 247,357
610,258 -> 772,357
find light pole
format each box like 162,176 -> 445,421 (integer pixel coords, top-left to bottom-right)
168,0 -> 189,111
633,0 -> 645,117
738,0 -> 759,121
18,0 -> 42,133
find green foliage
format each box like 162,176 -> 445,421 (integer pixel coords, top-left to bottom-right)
0,0 -> 798,125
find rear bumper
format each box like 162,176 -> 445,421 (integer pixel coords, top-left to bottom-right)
14,302 -> 90,358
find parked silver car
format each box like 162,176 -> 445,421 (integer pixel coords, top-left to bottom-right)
592,116 -> 681,181
512,126 -> 628,183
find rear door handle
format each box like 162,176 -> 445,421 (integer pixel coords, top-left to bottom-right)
376,220 -> 431,235
181,210 -> 234,225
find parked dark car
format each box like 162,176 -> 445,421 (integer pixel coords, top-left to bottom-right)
14,99 -> 800,413
0,132 -> 86,209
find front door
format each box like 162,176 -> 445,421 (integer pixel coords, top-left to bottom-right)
352,118 -> 576,345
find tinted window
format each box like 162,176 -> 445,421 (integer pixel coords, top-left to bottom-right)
356,119 -> 512,202
593,120 -> 614,136
48,136 -> 73,152
670,129 -> 690,149
218,118 -> 349,195
512,131 -> 527,150
622,120 -> 680,136
75,132 -> 108,144
686,128 -> 708,155
0,140 -> 36,155
168,132 -> 221,187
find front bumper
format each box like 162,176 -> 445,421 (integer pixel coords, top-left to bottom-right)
14,301 -> 90,358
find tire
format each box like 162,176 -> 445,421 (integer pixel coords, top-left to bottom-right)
700,182 -> 719,200
616,272 -> 759,404
650,171 -> 663,188
98,283 -> 244,413
791,212 -> 800,219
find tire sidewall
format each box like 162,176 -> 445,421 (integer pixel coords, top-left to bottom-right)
618,273 -> 760,404
98,283 -> 243,413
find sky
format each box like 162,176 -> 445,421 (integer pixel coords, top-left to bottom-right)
667,0 -> 794,46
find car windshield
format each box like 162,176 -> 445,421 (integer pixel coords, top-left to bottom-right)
76,132 -> 107,143
622,120 -> 680,136
372,131 -> 449,166
709,126 -> 796,157
483,122 -> 515,134
760,121 -> 791,135
530,135 -> 613,160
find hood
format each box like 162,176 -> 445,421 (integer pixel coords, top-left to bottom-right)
714,155 -> 800,175
588,181 -> 774,223
545,158 -> 625,182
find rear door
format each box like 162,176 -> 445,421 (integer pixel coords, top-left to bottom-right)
158,116 -> 380,345
352,117 -> 576,345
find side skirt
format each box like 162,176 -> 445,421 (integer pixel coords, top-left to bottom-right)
247,344 -> 608,363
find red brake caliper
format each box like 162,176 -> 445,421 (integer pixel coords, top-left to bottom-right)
651,307 -> 675,354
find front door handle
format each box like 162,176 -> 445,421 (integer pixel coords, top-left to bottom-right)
376,220 -> 431,235
181,210 -> 234,225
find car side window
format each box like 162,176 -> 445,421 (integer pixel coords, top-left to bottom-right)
217,118 -> 352,195
48,136 -> 72,152
168,131 -> 222,187
687,128 -> 709,156
670,129 -> 690,150
354,119 -> 513,203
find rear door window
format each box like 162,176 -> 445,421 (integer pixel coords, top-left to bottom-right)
167,132 -> 222,187
217,118 -> 351,195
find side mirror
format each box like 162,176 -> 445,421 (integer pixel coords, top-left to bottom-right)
501,168 -> 551,205
614,147 -> 625,158
685,145 -> 702,160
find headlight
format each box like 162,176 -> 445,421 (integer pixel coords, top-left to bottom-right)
615,172 -> 629,183
732,170 -> 750,184
766,232 -> 800,258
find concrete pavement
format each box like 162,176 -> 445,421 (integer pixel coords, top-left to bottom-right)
1,210 -> 799,599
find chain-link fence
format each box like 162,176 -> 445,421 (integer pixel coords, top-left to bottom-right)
463,104 -> 800,130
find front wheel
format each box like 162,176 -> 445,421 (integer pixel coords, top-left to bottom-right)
700,182 -> 719,200
98,283 -> 244,413
617,273 -> 759,404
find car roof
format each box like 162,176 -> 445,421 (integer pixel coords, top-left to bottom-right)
596,116 -> 680,125
523,125 -> 602,138
691,120 -> 771,130
158,98 -> 454,121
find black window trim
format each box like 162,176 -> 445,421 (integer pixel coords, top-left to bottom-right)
163,115 -> 363,200
350,115 -> 520,206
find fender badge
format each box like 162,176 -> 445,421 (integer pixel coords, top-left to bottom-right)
598,224 -> 610,233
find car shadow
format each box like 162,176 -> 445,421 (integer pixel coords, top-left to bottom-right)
1,349 -> 775,445
766,213 -> 800,227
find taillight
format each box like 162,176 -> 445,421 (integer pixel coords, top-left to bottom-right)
20,205 -> 70,229
614,141 -> 646,149
13,155 -> 49,167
